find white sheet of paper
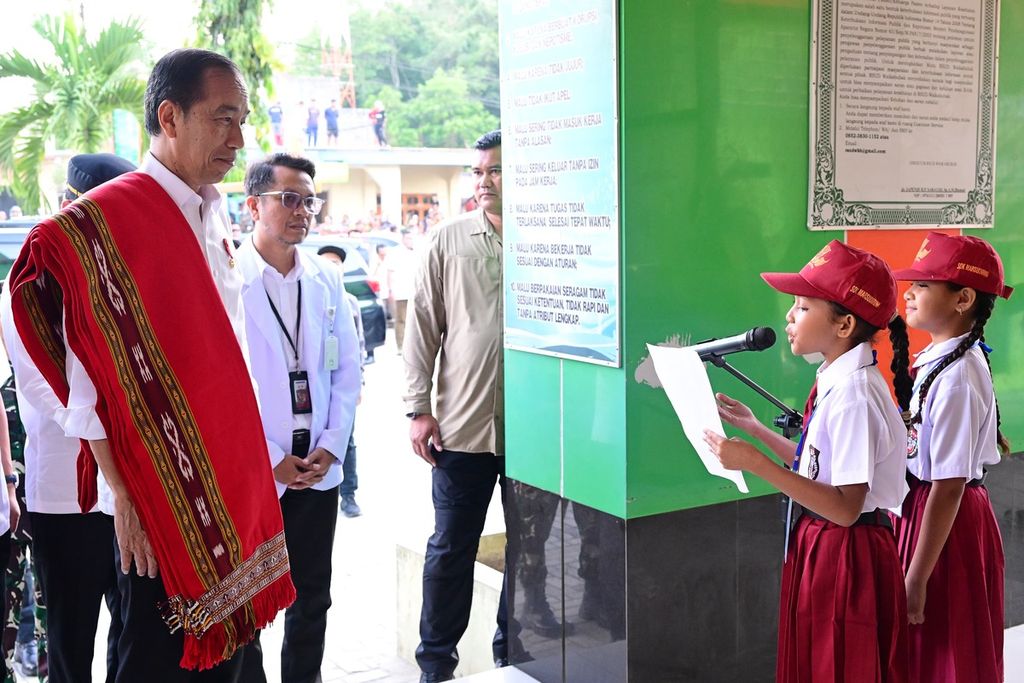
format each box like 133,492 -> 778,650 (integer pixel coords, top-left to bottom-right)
646,344 -> 749,494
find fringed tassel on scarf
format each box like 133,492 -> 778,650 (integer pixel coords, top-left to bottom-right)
163,570 -> 296,670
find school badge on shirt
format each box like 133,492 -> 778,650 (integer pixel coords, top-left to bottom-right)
907,425 -> 919,459
807,446 -> 821,481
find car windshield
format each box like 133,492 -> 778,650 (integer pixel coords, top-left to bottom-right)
298,237 -> 374,277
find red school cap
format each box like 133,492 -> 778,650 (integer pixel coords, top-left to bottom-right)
891,231 -> 1013,299
761,240 -> 898,329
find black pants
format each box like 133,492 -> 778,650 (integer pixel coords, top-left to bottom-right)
31,512 -> 121,683
241,486 -> 339,683
416,450 -> 507,675
113,539 -> 242,683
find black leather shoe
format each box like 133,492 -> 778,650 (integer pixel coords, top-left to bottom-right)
419,672 -> 455,682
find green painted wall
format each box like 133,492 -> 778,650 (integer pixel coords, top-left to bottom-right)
505,0 -> 1024,520
987,0 -> 1024,437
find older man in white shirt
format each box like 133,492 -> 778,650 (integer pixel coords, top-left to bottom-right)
19,48 -> 273,683
234,153 -> 360,683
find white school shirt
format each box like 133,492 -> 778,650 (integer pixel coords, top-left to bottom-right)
59,151 -> 251,514
906,333 -> 1000,481
800,342 -> 909,512
0,285 -> 104,514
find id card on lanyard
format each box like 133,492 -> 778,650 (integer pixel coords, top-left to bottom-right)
266,281 -> 313,415
323,305 -> 340,371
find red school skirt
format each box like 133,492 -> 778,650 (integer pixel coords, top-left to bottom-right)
778,515 -> 909,683
895,476 -> 1004,683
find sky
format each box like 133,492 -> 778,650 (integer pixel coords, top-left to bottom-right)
0,0 -> 360,112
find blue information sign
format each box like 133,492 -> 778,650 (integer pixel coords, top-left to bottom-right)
500,0 -> 620,367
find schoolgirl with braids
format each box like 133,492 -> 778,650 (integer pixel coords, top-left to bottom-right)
891,232 -> 1013,683
704,240 -> 912,683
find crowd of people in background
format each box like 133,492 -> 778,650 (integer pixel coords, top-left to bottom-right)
315,205 -> 443,237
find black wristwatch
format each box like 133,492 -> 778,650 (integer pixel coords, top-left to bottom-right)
4,473 -> 17,488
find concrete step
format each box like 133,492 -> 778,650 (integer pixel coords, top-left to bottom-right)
457,667 -> 540,682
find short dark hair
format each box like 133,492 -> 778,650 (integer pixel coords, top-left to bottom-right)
144,49 -> 242,136
244,153 -> 317,196
474,130 -> 501,151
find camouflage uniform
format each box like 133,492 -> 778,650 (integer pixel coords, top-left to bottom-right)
508,481 -> 565,638
2,375 -> 48,682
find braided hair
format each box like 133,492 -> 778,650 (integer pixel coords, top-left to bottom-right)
912,287 -> 1010,455
828,302 -> 913,413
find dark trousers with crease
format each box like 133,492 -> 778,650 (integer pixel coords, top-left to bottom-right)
241,485 -> 339,683
113,539 -> 243,683
415,449 -> 507,676
31,511 -> 121,683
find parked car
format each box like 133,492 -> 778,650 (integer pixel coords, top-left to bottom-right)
332,231 -> 400,325
299,235 -> 387,357
311,230 -> 398,264
360,230 -> 400,253
0,217 -> 40,280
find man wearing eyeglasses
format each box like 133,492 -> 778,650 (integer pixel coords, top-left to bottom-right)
234,153 -> 360,683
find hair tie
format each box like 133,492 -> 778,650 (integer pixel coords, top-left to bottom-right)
979,341 -> 993,354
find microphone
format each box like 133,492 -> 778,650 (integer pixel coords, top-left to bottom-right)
691,326 -> 777,361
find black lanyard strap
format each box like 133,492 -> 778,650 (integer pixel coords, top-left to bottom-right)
265,280 -> 302,365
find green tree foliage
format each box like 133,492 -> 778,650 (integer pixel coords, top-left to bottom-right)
349,0 -> 498,116
293,28 -> 337,78
288,0 -> 498,149
194,0 -> 276,168
386,69 -> 497,148
0,15 -> 147,213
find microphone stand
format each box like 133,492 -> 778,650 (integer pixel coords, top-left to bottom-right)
706,354 -> 803,560
706,355 -> 802,439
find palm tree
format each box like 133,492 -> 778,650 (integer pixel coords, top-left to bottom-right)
0,14 -> 147,213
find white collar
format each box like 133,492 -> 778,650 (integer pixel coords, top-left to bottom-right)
139,151 -> 223,213
251,243 -> 305,283
912,331 -> 972,369
816,341 -> 875,396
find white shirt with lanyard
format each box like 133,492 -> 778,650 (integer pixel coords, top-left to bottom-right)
907,333 -> 1000,482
